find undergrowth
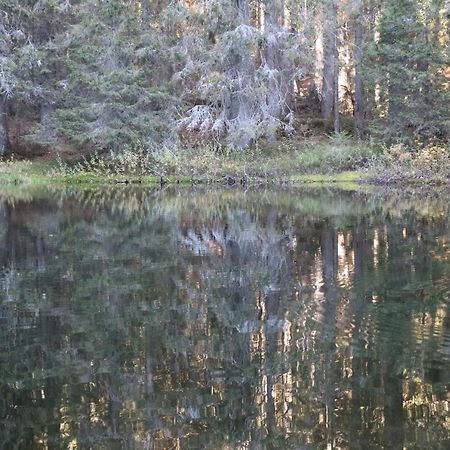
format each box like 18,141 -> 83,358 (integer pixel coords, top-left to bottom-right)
371,144 -> 450,185
3,138 -> 449,187
49,134 -> 380,180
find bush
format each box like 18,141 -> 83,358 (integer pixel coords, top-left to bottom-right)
291,134 -> 381,173
373,144 -> 450,184
49,135 -> 381,179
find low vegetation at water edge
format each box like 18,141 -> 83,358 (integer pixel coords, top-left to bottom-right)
0,135 -> 380,184
1,137 -> 449,187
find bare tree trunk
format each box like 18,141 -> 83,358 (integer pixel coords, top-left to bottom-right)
264,0 -> 284,141
334,26 -> 340,133
141,0 -> 152,30
0,95 -> 10,155
365,4 -> 378,123
354,1 -> 364,138
321,0 -> 338,122
252,0 -> 262,29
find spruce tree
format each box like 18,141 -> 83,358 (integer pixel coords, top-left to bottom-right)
54,0 -> 178,151
367,0 -> 449,145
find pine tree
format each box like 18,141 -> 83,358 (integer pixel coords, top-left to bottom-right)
0,0 -> 71,153
53,0 -> 178,151
0,1 -> 38,153
367,0 -> 449,145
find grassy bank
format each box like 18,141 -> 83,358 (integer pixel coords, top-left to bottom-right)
1,137 -> 448,188
0,135 -> 376,187
0,159 -> 162,186
369,144 -> 450,185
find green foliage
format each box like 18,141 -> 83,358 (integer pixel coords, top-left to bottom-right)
47,135 -> 379,182
277,134 -> 381,173
51,0 -> 180,151
364,0 -> 449,146
1,0 -> 449,159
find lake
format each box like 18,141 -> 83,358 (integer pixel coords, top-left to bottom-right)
0,186 -> 449,449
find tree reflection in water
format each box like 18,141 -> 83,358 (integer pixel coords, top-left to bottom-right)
0,187 -> 449,449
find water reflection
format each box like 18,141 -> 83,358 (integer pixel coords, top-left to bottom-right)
0,187 -> 449,449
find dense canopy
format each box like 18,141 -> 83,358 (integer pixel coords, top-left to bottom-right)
0,0 -> 449,155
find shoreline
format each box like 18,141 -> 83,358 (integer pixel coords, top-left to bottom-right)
0,160 -> 449,190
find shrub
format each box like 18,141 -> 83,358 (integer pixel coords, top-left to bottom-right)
373,144 -> 450,184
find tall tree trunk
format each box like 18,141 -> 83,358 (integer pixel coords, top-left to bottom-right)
321,0 -> 338,122
0,95 -> 10,155
365,3 -> 378,123
354,1 -> 364,138
264,0 -> 284,141
141,0 -> 152,30
334,32 -> 340,133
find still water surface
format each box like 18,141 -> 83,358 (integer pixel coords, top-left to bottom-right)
0,187 -> 449,449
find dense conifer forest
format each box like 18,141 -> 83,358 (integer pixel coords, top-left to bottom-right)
0,0 -> 449,161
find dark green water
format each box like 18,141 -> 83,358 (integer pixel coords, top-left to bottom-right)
0,187 -> 449,450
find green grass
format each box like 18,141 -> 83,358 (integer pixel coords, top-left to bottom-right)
0,135 -> 380,187
0,160 -> 52,183
292,171 -> 369,183
291,171 -> 372,190
0,159 -> 162,186
144,134 -> 380,179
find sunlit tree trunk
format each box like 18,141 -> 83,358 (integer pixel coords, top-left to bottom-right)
252,0 -> 262,29
364,2 -> 378,124
334,36 -> 340,133
321,0 -> 339,129
354,0 -> 364,138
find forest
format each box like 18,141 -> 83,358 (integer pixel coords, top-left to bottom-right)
0,0 -> 449,180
